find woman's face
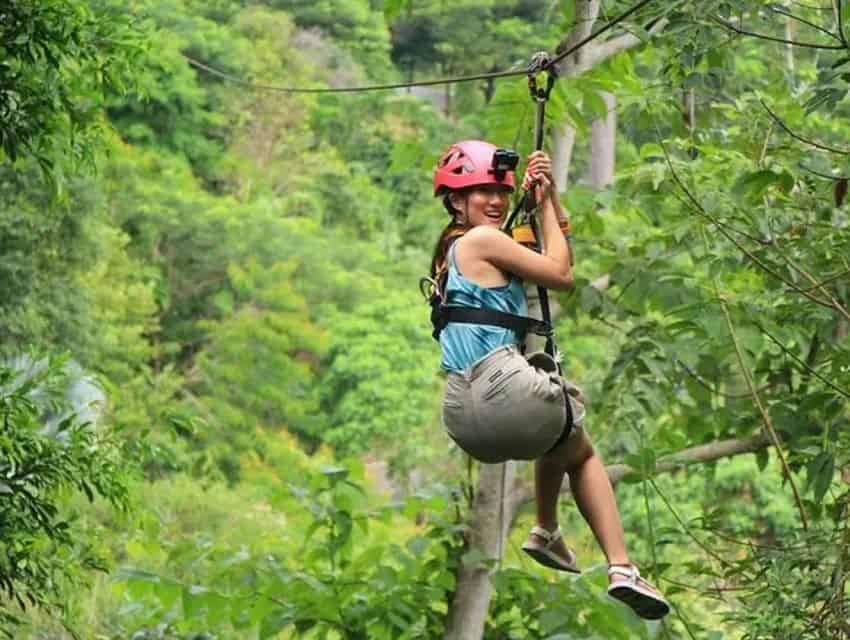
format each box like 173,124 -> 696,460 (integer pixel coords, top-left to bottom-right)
450,185 -> 512,227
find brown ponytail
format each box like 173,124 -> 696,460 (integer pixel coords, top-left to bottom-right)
430,190 -> 471,282
430,221 -> 469,282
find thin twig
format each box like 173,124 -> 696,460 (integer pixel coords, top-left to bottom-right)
648,477 -> 737,568
669,188 -> 771,246
797,267 -> 850,292
707,527 -> 812,552
652,121 -> 838,311
769,5 -> 843,41
759,121 -> 775,167
799,163 -> 850,181
658,574 -> 749,594
761,99 -> 850,155
677,359 -> 773,399
715,289 -> 809,531
838,0 -> 848,46
637,424 -> 678,640
773,248 -> 850,321
758,324 -> 850,400
711,15 -> 846,49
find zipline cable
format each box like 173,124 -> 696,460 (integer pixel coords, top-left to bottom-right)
185,0 -> 655,94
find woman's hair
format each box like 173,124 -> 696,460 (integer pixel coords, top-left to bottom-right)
429,192 -> 469,280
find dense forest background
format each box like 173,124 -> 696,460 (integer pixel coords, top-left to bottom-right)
1,1 -> 849,638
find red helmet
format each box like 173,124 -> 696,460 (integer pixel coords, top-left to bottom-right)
433,140 -> 516,196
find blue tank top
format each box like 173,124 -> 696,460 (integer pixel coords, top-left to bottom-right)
440,239 -> 528,372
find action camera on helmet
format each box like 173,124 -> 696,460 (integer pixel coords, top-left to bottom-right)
491,149 -> 519,180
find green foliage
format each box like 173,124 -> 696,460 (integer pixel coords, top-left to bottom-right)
319,291 -> 442,469
266,0 -> 393,72
0,354 -> 129,634
489,567 -> 650,639
0,162 -> 96,350
190,259 -> 327,479
113,464 -> 460,639
388,0 -> 558,76
0,0 -> 141,174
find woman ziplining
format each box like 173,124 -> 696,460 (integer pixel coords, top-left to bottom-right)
422,137 -> 670,620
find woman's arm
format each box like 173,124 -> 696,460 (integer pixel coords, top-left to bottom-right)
538,189 -> 570,273
464,222 -> 573,291
460,151 -> 574,291
512,151 -> 572,288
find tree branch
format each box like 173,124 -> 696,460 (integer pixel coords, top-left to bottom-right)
711,15 -> 846,49
798,267 -> 850,292
653,122 -> 840,312
580,19 -> 669,71
799,163 -> 850,181
758,323 -> 850,400
606,432 -> 772,486
768,5 -> 843,42
761,98 -> 850,155
510,432 -> 772,512
716,290 -> 808,531
774,247 -> 850,321
554,0 -> 601,74
677,359 -> 773,399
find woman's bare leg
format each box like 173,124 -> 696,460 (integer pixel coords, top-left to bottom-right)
566,448 -> 628,565
531,430 -> 663,597
532,430 -> 626,564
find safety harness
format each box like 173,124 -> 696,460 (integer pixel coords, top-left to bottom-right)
423,52 -> 565,363
422,276 -> 553,342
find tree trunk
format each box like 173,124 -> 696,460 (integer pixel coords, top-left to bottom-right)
444,462 -> 516,640
550,0 -> 600,190
785,14 -> 795,74
588,92 -> 616,188
552,123 -> 576,193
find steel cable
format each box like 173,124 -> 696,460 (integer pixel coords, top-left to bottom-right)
185,0 -> 656,94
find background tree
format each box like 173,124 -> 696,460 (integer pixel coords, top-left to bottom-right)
0,0 -> 140,173
0,356 -> 129,632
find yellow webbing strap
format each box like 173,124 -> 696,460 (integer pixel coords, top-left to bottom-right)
510,221 -> 571,244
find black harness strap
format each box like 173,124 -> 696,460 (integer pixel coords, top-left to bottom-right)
523,54 -> 558,359
431,304 -> 552,341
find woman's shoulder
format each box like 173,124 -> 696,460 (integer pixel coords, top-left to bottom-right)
462,225 -> 510,249
460,227 -> 518,267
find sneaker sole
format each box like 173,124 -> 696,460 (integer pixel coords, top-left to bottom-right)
521,545 -> 581,574
607,584 -> 670,620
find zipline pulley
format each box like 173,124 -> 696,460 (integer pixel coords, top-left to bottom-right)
527,52 -> 558,152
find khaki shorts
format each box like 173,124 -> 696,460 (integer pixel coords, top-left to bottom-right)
442,345 -> 589,464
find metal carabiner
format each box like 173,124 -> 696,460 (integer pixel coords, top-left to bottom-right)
419,276 -> 441,301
